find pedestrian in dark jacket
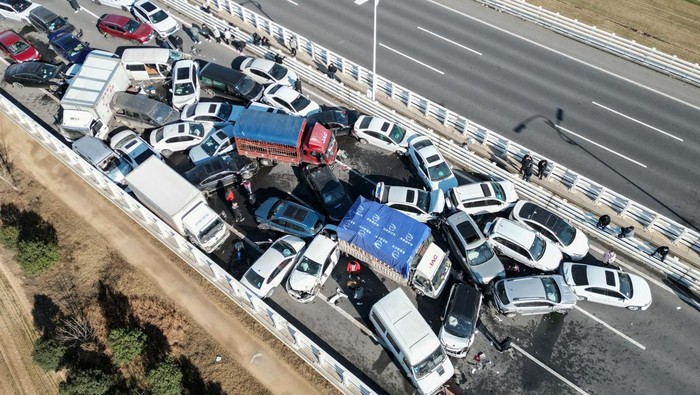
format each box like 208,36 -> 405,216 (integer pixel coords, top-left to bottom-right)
261,36 -> 271,48
519,154 -> 533,174
522,162 -> 535,182
288,35 -> 298,56
651,246 -> 670,262
293,79 -> 302,94
327,62 -> 338,79
596,214 -> 611,230
232,40 -> 246,53
537,159 -> 548,179
617,226 -> 635,239
273,53 -> 285,64
252,32 -> 261,45
67,0 -> 81,12
201,23 -> 212,42
174,35 -> 184,51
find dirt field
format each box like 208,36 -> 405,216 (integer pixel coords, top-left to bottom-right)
0,112 -> 335,394
526,0 -> 700,64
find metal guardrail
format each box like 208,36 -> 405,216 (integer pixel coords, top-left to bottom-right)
159,0 -> 699,294
0,93 -> 377,395
474,0 -> 700,87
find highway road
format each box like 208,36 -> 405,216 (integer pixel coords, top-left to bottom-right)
2,1 -> 700,394
232,0 -> 700,231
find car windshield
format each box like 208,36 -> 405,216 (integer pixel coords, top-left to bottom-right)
200,135 -> 221,156
271,240 -> 297,257
132,147 -> 154,165
151,106 -> 174,124
124,19 -> 140,33
389,124 -> 406,144
37,64 -> 57,79
415,190 -> 430,212
216,105 -> 232,121
290,94 -> 311,112
428,162 -> 451,181
197,218 -> 224,244
67,42 -> 86,57
430,257 -> 450,290
540,277 -> 561,303
530,235 -> 547,261
47,17 -> 68,32
234,76 -> 256,96
618,273 -> 633,299
444,312 -> 474,338
8,40 -> 29,55
322,184 -> 346,205
269,63 -> 286,80
14,0 -> 31,11
174,82 -> 194,95
151,10 -> 169,23
550,218 -> 577,246
413,347 -> 446,380
466,242 -> 495,266
491,182 -> 506,201
295,256 -> 321,276
244,270 -> 265,290
189,123 -> 205,137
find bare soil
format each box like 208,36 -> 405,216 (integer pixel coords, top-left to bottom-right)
526,0 -> 700,64
0,112 -> 335,395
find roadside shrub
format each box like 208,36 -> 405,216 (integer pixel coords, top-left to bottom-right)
0,225 -> 19,248
146,358 -> 183,395
108,328 -> 146,365
15,239 -> 60,275
59,369 -> 112,395
32,337 -> 66,371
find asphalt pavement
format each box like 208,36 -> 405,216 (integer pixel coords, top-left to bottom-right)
233,0 -> 700,232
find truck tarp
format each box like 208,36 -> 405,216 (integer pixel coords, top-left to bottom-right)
338,197 -> 431,279
232,110 -> 305,146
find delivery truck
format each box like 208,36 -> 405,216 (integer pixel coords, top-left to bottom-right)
337,197 -> 452,299
232,110 -> 337,166
59,52 -> 130,141
125,157 -> 230,253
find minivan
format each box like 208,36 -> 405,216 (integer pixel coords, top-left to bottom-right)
72,135 -> 132,186
120,47 -> 181,80
196,59 -> 263,103
369,289 -> 454,395
111,92 -> 180,130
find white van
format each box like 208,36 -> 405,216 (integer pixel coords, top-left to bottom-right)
369,289 -> 454,395
120,48 -> 184,81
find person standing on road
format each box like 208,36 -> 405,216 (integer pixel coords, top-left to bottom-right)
223,28 -> 232,45
212,25 -> 221,43
288,35 -> 298,56
522,162 -> 534,182
603,250 -> 617,265
67,0 -> 81,13
597,214 -> 611,230
232,39 -> 246,53
174,35 -> 184,51
293,79 -> 303,94
190,25 -> 202,44
519,154 -> 533,175
273,53 -> 285,64
651,246 -> 670,262
537,159 -> 548,179
201,23 -> 212,42
252,32 -> 262,45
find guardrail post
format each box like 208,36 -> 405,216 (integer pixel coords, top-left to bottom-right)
424,101 -> 430,117
253,13 -> 259,29
674,228 -> 688,245
594,186 -> 606,204
568,173 -> 579,191
619,199 -> 631,217
645,214 -> 659,231
405,90 -> 412,107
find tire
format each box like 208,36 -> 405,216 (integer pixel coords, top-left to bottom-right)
205,88 -> 214,96
12,82 -> 23,88
259,158 -> 275,167
92,0 -> 101,4
160,149 -> 173,158
258,223 -> 270,230
577,296 -> 587,301
241,171 -> 254,180
627,306 -> 640,311
505,312 -> 516,318
358,138 -> 368,145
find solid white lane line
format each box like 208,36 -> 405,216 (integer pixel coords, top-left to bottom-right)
591,102 -> 684,142
379,43 -> 445,75
285,0 -> 299,6
417,26 -> 483,55
510,343 -> 590,395
354,0 -> 370,4
80,7 -> 100,20
557,126 -> 648,168
425,0 -> 700,113
574,306 -> 646,350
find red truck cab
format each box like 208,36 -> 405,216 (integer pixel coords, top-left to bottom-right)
303,122 -> 337,165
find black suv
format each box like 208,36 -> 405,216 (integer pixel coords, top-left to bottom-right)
29,6 -> 74,34
307,105 -> 362,136
195,59 -> 263,103
184,153 -> 258,193
303,165 -> 353,222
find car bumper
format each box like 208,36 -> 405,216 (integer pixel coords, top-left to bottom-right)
287,288 -> 316,303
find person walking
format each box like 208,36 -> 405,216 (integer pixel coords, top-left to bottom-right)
226,188 -> 244,223
174,35 -> 184,51
603,250 -> 616,265
201,23 -> 212,42
617,226 -> 635,239
232,39 -> 246,53
596,214 -> 611,230
223,28 -> 232,45
537,159 -> 548,179
327,62 -> 338,79
252,32 -> 261,45
190,25 -> 202,44
288,35 -> 298,56
293,79 -> 303,94
212,25 -> 221,43
522,162 -> 534,182
261,36 -> 271,48
519,154 -> 533,175
67,0 -> 81,13
651,246 -> 670,262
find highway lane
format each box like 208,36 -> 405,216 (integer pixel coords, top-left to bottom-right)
232,0 -> 700,230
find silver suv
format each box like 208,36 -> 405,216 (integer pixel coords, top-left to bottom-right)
492,275 -> 576,316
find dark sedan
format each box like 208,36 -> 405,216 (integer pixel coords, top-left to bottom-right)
28,6 -> 75,35
98,14 -> 154,44
3,61 -> 66,89
309,106 -> 362,136
183,153 -> 258,193
48,31 -> 92,64
303,165 -> 353,222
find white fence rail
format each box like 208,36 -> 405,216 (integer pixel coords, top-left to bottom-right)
474,0 -> 700,87
160,0 -> 699,294
0,94 -> 377,395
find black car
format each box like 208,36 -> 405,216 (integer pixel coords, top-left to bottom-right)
439,283 -> 482,358
309,106 -> 362,136
184,153 -> 258,193
28,6 -> 75,34
303,165 -> 353,222
195,59 -> 263,103
3,61 -> 66,89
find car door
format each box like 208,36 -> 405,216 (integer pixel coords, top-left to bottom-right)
583,287 -> 612,305
133,7 -> 148,24
106,22 -> 127,39
272,97 -> 294,112
248,68 -> 270,84
321,245 -> 339,281
444,226 -> 468,273
528,221 -> 559,245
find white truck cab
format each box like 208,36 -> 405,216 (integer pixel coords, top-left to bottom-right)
411,242 -> 451,299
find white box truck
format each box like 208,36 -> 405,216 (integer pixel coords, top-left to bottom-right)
125,157 -> 230,253
59,52 -> 130,141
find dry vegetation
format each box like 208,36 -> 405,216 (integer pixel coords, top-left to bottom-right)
526,0 -> 700,64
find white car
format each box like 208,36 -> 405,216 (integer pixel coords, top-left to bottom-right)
484,218 -> 563,272
374,182 -> 445,223
231,56 -> 298,86
286,227 -> 339,303
510,201 -> 589,260
109,130 -> 162,169
240,235 -> 306,299
351,116 -> 413,154
131,0 -> 179,37
188,124 -> 235,165
561,262 -> 652,311
263,84 -> 320,116
149,122 -> 213,157
91,0 -> 135,10
181,102 -> 244,123
407,135 -> 458,194
446,181 -> 519,216
0,0 -> 40,23
170,60 -> 200,110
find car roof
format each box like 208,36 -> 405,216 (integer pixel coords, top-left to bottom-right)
359,116 -> 392,133
453,182 -> 491,201
102,14 -> 130,24
200,62 -> 244,84
230,55 -> 251,70
490,218 -> 535,247
385,185 -> 421,205
6,61 -> 50,76
516,201 -> 565,229
302,233 -> 336,262
161,122 -> 203,138
274,201 -> 314,224
247,57 -> 275,72
173,60 -> 194,81
411,138 -> 443,164
503,277 -> 546,300
268,85 -> 298,101
446,211 -> 484,246
449,283 -> 481,320
30,6 -> 57,20
571,263 -> 619,290
135,0 -> 158,12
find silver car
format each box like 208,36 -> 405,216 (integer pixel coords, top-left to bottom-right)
72,135 -> 131,186
492,275 -> 576,317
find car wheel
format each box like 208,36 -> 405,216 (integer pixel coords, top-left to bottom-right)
130,39 -> 140,45
121,5 -> 129,11
504,312 -> 516,318
259,158 -> 275,167
160,149 -> 173,158
258,223 -> 270,230
92,0 -> 102,4
577,296 -> 587,301
241,171 -> 254,180
358,138 -> 368,145
627,306 -> 640,311
11,82 -> 23,88
205,88 -> 215,96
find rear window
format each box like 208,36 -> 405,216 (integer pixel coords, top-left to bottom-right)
570,264 -> 589,285
412,138 -> 432,150
176,66 -> 190,80
140,1 -> 157,11
496,281 -> 509,304
540,277 -> 561,303
359,117 -> 371,129
244,270 -> 264,290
